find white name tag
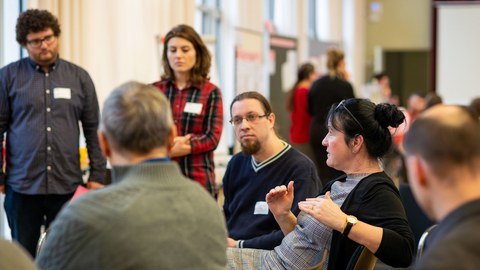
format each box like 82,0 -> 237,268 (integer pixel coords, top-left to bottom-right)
254,201 -> 269,215
53,87 -> 71,99
184,102 -> 203,115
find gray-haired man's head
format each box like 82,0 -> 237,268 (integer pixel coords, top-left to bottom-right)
100,81 -> 173,154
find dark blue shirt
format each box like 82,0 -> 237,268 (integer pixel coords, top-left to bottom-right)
0,57 -> 106,194
223,143 -> 322,249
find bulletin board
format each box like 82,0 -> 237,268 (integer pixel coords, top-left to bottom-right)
234,28 -> 264,95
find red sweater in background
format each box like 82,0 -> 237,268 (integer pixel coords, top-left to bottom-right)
289,86 -> 312,143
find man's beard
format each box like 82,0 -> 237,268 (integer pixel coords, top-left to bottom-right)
241,139 -> 261,155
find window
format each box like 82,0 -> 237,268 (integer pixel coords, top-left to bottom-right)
270,0 -> 298,36
196,0 -> 222,86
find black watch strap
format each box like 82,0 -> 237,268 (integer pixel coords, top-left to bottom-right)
343,222 -> 354,237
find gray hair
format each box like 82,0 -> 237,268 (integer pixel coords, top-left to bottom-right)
100,81 -> 173,154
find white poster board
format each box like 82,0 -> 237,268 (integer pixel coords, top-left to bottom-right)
437,4 -> 480,105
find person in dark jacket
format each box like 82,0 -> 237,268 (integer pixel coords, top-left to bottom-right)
308,48 -> 354,185
404,105 -> 480,269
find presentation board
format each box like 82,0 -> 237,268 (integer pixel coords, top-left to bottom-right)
436,4 -> 480,105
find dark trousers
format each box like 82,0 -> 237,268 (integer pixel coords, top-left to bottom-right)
4,187 -> 73,257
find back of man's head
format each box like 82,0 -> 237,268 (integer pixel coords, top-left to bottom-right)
100,81 -> 173,154
404,105 -> 480,180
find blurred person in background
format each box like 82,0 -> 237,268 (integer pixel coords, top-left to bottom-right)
286,63 -> 317,163
363,72 -> 393,104
424,92 -> 443,110
406,92 -> 426,121
308,48 -> 355,185
468,97 -> 480,119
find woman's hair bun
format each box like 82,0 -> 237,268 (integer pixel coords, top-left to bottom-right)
374,103 -> 405,128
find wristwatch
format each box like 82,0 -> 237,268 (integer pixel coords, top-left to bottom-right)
342,215 -> 358,237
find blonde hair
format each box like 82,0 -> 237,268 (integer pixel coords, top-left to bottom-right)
326,48 -> 344,72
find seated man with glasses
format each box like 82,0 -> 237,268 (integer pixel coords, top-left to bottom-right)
223,91 -> 322,250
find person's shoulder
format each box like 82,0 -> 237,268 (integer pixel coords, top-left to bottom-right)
62,185 -> 133,222
311,75 -> 329,86
174,176 -> 225,217
200,80 -> 222,95
0,239 -> 38,270
229,152 -> 249,163
0,58 -> 26,73
57,58 -> 84,70
295,86 -> 310,94
439,210 -> 480,242
57,58 -> 92,77
203,79 -> 218,88
362,172 -> 394,185
285,147 -> 316,166
356,172 -> 399,196
415,226 -> 480,269
152,79 -> 169,88
274,147 -> 318,179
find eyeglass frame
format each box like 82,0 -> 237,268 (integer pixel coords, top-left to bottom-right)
26,35 -> 56,48
335,100 -> 365,130
229,113 -> 269,127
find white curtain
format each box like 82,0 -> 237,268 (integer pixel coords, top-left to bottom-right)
27,0 -> 196,108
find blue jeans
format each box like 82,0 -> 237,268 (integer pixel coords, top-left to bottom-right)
4,187 -> 73,257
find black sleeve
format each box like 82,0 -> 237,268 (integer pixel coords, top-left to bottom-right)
359,184 -> 415,267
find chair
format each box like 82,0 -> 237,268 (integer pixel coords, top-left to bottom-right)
307,245 -> 376,270
416,224 -> 437,259
346,245 -> 377,270
36,229 -> 49,257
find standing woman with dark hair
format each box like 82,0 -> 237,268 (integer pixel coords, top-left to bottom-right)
153,24 -> 223,196
308,48 -> 355,185
286,63 -> 317,162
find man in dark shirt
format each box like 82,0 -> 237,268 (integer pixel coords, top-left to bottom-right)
404,105 -> 480,269
223,91 -> 321,250
0,9 -> 106,257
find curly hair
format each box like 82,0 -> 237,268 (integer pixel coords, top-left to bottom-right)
161,24 -> 211,86
16,9 -> 61,46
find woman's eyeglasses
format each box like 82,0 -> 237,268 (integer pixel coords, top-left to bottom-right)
336,100 -> 364,130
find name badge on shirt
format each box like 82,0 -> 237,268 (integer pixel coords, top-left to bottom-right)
254,201 -> 269,215
53,87 -> 71,99
184,102 -> 203,115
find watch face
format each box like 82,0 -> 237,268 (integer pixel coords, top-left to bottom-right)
347,216 -> 358,223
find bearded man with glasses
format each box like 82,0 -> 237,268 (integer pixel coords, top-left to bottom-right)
223,91 -> 322,250
0,9 -> 106,257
